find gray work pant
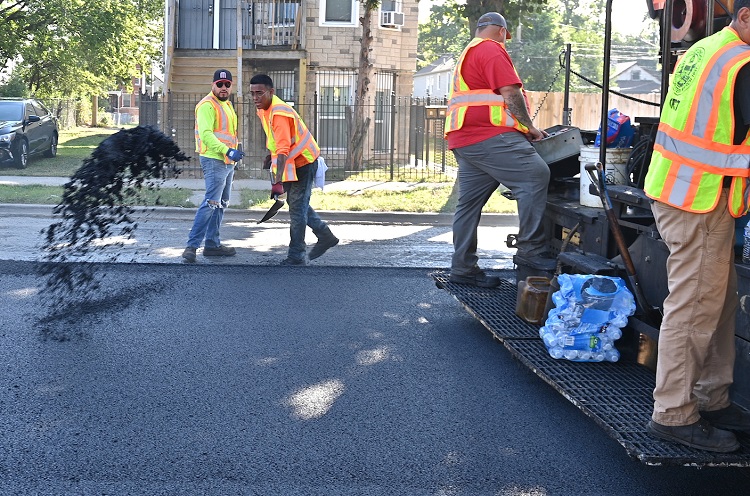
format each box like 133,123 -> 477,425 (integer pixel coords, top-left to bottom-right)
451,132 -> 550,275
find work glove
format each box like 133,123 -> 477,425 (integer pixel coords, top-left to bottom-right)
226,148 -> 244,162
270,181 -> 284,199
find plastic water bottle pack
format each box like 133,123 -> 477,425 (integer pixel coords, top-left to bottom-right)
539,274 -> 636,362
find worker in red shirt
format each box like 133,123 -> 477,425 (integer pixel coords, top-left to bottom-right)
445,12 -> 550,287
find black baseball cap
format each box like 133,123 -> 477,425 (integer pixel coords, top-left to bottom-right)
477,12 -> 512,40
213,69 -> 232,83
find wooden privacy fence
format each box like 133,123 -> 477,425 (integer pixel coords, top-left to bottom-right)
140,91 -> 662,181
527,91 -> 661,130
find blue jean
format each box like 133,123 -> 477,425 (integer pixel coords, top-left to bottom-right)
187,156 -> 235,249
285,159 -> 327,261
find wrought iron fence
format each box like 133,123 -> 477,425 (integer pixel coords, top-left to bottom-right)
140,92 -> 457,181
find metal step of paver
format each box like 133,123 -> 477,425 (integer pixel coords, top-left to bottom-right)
431,269 -> 750,467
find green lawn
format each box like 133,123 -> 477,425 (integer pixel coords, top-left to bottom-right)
0,184 -> 195,207
239,184 -> 518,214
0,126 -> 130,177
0,126 -> 519,214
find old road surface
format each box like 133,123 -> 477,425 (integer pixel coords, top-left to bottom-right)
2,206 -> 750,494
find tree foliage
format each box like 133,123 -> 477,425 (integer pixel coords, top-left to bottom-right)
417,0 -> 661,94
417,1 -> 471,68
0,0 -> 163,97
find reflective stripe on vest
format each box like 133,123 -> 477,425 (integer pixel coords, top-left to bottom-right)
644,27 -> 750,216
444,37 -> 529,137
258,96 -> 320,182
194,93 -> 237,165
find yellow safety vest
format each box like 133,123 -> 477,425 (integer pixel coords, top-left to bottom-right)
194,93 -> 238,165
444,37 -> 529,138
258,95 -> 320,182
644,27 -> 750,216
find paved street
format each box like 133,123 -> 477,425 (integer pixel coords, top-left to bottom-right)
2,205 -> 750,494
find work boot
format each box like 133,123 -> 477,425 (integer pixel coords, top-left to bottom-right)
449,270 -> 501,288
182,246 -> 197,263
701,404 -> 750,432
280,257 -> 308,266
309,228 -> 339,260
203,245 -> 236,257
646,419 -> 740,453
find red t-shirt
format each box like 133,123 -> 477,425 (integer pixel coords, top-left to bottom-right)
447,40 -> 525,149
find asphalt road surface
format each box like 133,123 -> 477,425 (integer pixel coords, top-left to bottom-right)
2,204 -> 750,493
3,260 -> 750,495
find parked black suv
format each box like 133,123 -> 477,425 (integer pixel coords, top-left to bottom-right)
0,98 -> 59,169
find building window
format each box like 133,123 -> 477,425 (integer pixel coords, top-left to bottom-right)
632,69 -> 641,80
320,0 -> 357,26
317,72 -> 355,150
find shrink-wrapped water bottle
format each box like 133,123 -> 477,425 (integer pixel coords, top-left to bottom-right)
743,224 -> 750,264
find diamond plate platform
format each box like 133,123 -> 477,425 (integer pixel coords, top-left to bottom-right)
431,269 -> 750,467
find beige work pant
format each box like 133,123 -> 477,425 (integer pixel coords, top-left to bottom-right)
651,191 -> 738,426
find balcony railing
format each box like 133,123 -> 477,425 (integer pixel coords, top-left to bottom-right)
246,0 -> 302,49
174,0 -> 303,51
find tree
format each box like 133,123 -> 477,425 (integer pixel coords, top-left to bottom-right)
417,1 -> 471,68
463,0 -> 550,33
1,0 -> 163,98
347,0 -> 379,171
506,11 -> 566,92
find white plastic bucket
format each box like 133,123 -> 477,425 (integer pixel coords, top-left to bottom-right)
579,146 -> 632,207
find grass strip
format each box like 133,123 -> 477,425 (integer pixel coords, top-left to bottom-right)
0,184 -> 195,207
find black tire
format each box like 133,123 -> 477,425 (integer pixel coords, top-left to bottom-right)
14,139 -> 28,169
44,133 -> 58,158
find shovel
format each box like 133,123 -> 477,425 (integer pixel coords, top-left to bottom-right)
257,171 -> 286,224
585,162 -> 662,326
257,197 -> 285,224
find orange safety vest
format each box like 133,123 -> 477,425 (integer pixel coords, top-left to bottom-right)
194,93 -> 238,165
444,37 -> 529,138
258,95 -> 320,182
644,27 -> 750,216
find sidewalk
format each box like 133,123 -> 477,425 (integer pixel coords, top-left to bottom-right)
0,175 -> 519,268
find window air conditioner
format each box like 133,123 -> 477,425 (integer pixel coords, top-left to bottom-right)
381,11 -> 404,27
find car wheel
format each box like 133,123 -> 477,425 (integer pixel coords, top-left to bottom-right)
44,133 -> 58,158
14,139 -> 29,169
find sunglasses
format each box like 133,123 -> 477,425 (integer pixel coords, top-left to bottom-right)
215,81 -> 232,88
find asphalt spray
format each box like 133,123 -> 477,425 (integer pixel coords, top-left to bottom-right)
36,126 -> 188,339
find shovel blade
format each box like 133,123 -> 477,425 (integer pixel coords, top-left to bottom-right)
257,199 -> 285,224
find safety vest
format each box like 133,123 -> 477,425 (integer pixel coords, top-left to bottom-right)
444,37 -> 529,138
258,95 -> 320,182
644,27 -> 750,216
194,93 -> 237,165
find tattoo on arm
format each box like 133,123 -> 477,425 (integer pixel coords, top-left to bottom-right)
505,92 -> 534,129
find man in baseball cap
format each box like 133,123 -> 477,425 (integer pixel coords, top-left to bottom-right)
476,11 -> 512,40
213,69 -> 232,83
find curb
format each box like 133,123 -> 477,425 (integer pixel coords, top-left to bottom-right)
0,203 -> 519,227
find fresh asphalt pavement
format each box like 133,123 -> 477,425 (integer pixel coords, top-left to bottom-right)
2,200 -> 750,494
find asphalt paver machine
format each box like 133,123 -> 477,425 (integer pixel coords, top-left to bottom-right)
437,0 -> 750,466
535,0 -> 750,407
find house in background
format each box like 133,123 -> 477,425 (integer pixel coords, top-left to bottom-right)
412,54 -> 454,100
107,71 -> 164,125
162,0 -> 419,174
611,60 -> 661,94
